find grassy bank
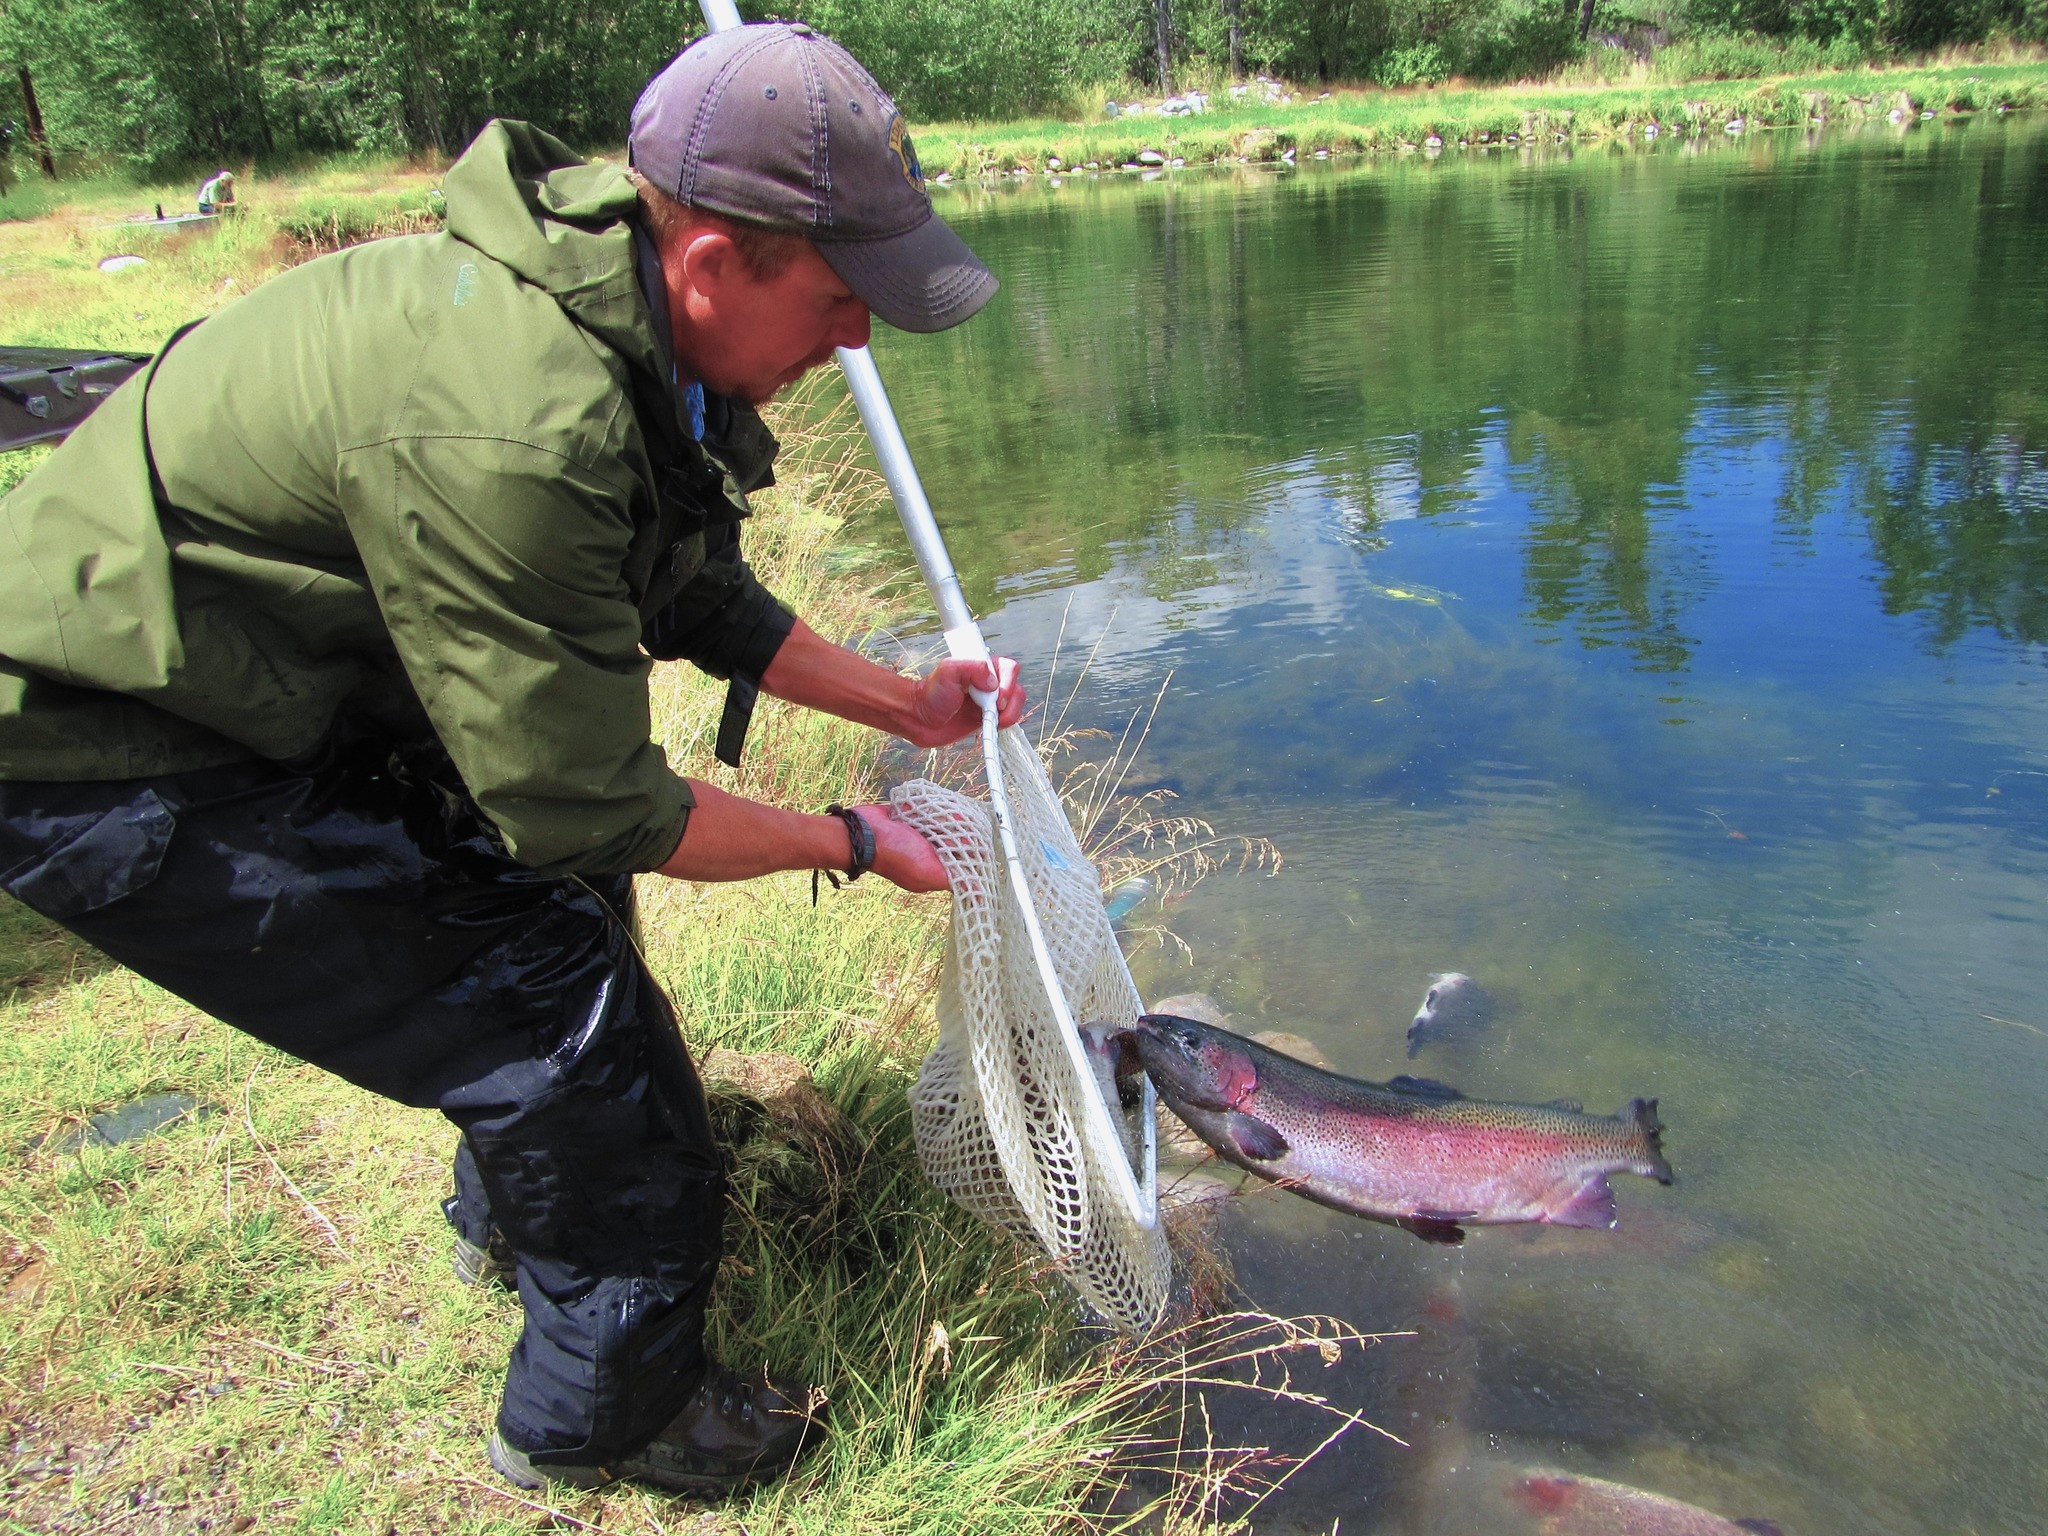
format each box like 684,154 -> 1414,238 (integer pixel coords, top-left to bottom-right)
914,56 -> 2048,176
0,195 -> 1364,1530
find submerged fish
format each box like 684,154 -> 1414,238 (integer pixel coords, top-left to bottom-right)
1120,1012 -> 1671,1243
1407,970 -> 1492,1056
1506,1470 -> 1782,1535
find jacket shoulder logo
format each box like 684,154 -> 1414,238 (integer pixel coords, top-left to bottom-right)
452,262 -> 479,306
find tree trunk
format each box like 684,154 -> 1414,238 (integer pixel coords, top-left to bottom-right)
231,0 -> 274,154
1225,0 -> 1243,80
395,0 -> 446,153
201,0 -> 242,156
17,66 -> 57,178
1577,0 -> 1598,40
1153,0 -> 1173,96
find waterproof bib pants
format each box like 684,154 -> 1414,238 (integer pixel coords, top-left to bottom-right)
0,741 -> 726,1466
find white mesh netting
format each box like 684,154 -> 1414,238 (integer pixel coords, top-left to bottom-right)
893,728 -> 1172,1332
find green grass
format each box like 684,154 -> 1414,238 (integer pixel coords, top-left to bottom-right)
912,56 -> 2048,176
0,189 -> 1371,1530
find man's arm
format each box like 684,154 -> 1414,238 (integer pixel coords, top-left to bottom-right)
655,779 -> 949,890
760,618 -> 1024,746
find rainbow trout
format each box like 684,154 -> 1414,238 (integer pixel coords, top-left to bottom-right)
1121,1013 -> 1671,1243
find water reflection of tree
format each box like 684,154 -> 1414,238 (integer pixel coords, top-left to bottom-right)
1513,411 -> 1700,672
1863,439 -> 2048,650
881,121 -> 2047,662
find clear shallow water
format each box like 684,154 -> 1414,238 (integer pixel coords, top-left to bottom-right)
867,118 -> 2048,1534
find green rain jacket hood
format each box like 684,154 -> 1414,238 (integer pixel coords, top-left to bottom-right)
0,122 -> 794,874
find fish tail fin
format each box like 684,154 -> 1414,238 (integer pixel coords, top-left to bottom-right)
1628,1097 -> 1674,1185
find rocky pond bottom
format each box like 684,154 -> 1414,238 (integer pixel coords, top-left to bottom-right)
859,112 -> 2048,1534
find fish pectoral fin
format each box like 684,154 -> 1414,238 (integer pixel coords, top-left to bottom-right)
1734,1522 -> 1785,1536
1387,1074 -> 1464,1100
1545,1177 -> 1619,1230
1225,1111 -> 1289,1162
1395,1212 -> 1468,1245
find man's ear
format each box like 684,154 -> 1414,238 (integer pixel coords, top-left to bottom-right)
676,228 -> 745,300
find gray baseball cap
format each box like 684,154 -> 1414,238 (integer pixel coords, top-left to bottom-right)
628,22 -> 996,334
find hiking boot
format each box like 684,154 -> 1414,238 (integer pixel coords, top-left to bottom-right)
487,1363 -> 824,1496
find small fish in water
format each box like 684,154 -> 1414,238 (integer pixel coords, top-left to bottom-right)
1407,970 -> 1492,1056
1114,1012 -> 1671,1243
1102,874 -> 1152,925
1508,1470 -> 1782,1535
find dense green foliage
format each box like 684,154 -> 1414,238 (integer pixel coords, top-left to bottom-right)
1680,0 -> 2047,54
0,0 -> 695,170
0,0 -> 2041,176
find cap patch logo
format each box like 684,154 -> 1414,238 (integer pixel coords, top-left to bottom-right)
886,112 -> 924,193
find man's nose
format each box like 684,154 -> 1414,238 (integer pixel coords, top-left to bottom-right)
831,302 -> 872,352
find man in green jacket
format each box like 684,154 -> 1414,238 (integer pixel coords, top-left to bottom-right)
0,23 -> 1020,1497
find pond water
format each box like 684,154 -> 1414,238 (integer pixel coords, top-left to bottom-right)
865,116 -> 2048,1534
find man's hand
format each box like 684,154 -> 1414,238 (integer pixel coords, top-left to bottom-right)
849,801 -> 950,892
761,622 -> 1026,748
900,656 -> 1025,748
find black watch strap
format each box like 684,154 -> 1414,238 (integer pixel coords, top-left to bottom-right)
812,804 -> 876,904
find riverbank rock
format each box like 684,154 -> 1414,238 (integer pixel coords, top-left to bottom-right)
699,1048 -> 862,1261
1148,991 -> 1229,1024
699,1047 -> 850,1145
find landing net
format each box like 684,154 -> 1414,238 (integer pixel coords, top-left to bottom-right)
894,718 -> 1171,1332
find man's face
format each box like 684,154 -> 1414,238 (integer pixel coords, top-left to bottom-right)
667,231 -> 873,405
